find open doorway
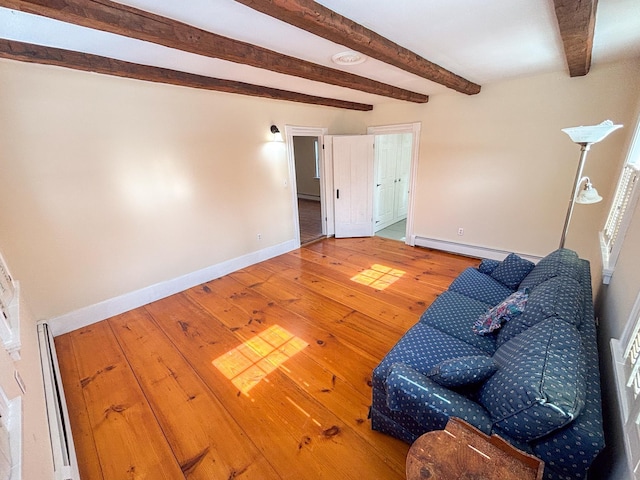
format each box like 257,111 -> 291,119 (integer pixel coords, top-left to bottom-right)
368,123 -> 421,245
293,136 -> 323,244
373,132 -> 413,242
285,125 -> 329,248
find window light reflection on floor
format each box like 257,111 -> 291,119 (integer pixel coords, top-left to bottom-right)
212,324 -> 308,396
350,264 -> 406,290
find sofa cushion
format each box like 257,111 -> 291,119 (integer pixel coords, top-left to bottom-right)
419,291 -> 497,354
372,323 -> 488,391
473,289 -> 529,335
427,355 -> 498,387
479,319 -> 587,442
478,259 -> 500,275
519,248 -> 582,290
386,363 -> 494,435
448,267 -> 514,306
496,276 -> 583,348
490,254 -> 535,289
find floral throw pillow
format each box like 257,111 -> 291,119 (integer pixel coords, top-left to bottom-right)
473,289 -> 529,335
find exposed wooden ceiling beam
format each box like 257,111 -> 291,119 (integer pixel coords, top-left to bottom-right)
553,0 -> 598,77
234,0 -> 481,96
1,0 -> 428,104
0,39 -> 374,111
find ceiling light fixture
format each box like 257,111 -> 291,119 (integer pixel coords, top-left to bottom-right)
331,51 -> 367,66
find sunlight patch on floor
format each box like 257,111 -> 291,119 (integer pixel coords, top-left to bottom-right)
212,324 -> 308,395
350,264 -> 406,290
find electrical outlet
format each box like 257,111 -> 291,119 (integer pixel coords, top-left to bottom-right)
457,227 -> 464,236
257,233 -> 262,240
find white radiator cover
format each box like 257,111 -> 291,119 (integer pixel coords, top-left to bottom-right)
37,323 -> 79,480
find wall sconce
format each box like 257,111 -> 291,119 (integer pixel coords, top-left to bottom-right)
558,120 -> 622,248
270,125 -> 283,142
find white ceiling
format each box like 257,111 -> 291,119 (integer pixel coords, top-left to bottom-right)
1,0 -> 639,106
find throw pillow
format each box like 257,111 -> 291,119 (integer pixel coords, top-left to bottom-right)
473,289 -> 529,335
427,355 -> 498,388
478,259 -> 500,275
490,253 -> 535,289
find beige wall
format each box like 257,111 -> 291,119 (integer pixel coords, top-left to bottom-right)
595,112 -> 640,478
0,59 -> 364,320
2,55 -> 640,479
0,300 -> 54,479
293,136 -> 321,198
367,59 -> 640,279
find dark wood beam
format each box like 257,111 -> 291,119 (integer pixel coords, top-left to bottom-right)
0,39 -> 374,111
553,0 -> 598,77
234,0 -> 481,96
1,0 -> 428,103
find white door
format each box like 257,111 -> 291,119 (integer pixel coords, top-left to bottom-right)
373,136 -> 396,229
333,135 -> 374,238
394,133 -> 413,218
373,133 -> 412,231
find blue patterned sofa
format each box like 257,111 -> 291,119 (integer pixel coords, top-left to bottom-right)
370,248 -> 604,479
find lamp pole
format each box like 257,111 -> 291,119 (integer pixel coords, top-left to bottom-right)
559,143 -> 591,249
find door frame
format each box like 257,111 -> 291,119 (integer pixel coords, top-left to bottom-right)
284,125 -> 329,248
367,122 -> 421,246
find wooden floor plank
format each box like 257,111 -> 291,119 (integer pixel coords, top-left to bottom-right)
260,259 -> 422,331
55,238 -> 477,479
108,308 -> 282,479
291,247 -> 446,301
145,293 -> 405,480
265,252 -> 434,313
63,322 -> 185,479
54,335 -> 104,480
229,267 -> 405,358
185,276 -> 380,398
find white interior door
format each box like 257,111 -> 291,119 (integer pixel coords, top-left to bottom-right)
394,133 -> 413,219
333,135 -> 374,238
373,133 -> 412,231
373,136 -> 396,230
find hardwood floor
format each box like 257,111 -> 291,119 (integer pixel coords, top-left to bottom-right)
55,237 -> 478,480
297,198 -> 323,245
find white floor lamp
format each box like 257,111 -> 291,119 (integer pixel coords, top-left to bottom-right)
559,120 -> 623,248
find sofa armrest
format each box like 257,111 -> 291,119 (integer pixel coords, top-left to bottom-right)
386,363 -> 493,435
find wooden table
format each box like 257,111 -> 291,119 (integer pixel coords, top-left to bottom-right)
406,418 -> 544,480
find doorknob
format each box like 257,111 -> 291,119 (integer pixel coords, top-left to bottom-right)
376,183 -> 381,187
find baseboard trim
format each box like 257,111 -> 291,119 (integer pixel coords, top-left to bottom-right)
413,236 -> 542,263
47,240 -> 297,336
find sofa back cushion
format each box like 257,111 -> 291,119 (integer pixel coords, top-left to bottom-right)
448,267 -> 514,306
519,248 -> 582,290
490,253 -> 535,289
479,318 -> 587,442
496,276 -> 583,347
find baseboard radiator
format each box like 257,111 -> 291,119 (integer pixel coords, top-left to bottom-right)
37,322 -> 80,480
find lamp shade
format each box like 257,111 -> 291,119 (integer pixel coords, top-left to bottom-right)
561,120 -> 623,145
575,178 -> 603,204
